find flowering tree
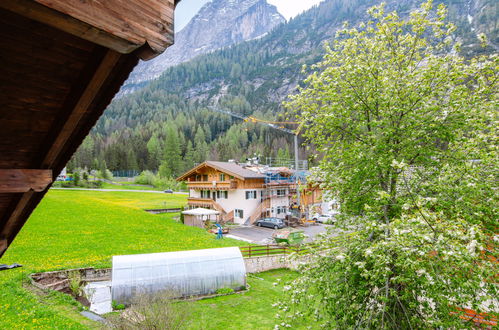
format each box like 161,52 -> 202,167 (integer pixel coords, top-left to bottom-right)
278,1 -> 498,328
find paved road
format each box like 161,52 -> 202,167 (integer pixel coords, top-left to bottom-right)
50,188 -> 188,194
228,223 -> 331,244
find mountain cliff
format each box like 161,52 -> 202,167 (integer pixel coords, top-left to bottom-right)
71,0 -> 498,173
122,0 -> 284,93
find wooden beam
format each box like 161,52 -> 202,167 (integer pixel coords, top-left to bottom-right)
0,0 -> 139,55
0,170 -> 52,193
0,192 -> 34,248
0,0 -> 175,58
42,50 -> 121,168
0,239 -> 7,255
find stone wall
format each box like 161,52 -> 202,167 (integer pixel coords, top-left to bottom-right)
243,254 -> 309,273
30,268 -> 111,292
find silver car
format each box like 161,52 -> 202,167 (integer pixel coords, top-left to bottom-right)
255,217 -> 285,229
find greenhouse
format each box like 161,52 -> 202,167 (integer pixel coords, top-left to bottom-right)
111,247 -> 246,304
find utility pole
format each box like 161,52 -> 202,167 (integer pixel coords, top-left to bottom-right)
294,133 -> 300,208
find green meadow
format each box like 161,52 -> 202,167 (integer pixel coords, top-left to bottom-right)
0,190 -> 298,329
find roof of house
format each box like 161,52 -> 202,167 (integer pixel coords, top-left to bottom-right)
177,161 -> 265,181
0,0 -> 180,258
181,208 -> 220,216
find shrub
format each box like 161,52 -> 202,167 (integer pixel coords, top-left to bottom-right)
215,288 -> 234,295
134,170 -> 156,186
67,271 -> 82,297
112,300 -> 125,310
106,290 -> 191,330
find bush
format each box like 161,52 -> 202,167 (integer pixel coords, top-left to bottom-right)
96,169 -> 113,180
67,271 -> 82,297
134,171 -> 156,186
215,288 -> 234,295
72,172 -> 80,186
134,171 -> 187,191
112,300 -> 125,310
106,290 -> 191,330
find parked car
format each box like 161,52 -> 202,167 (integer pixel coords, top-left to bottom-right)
255,217 -> 285,230
312,214 -> 335,224
163,189 -> 173,193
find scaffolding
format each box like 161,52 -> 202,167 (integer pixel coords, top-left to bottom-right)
259,157 -> 308,220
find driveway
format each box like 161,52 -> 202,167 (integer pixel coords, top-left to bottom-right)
227,223 -> 331,244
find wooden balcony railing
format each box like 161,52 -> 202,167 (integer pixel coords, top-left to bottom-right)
186,180 -> 238,189
187,198 -> 232,222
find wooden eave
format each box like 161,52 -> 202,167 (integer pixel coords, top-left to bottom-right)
176,162 -> 248,182
0,0 -> 179,258
0,0 -> 178,60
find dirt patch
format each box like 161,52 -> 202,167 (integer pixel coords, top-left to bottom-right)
31,268 -> 111,290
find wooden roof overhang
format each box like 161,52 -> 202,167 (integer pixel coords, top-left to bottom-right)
176,161 -> 265,182
176,162 -> 244,181
0,0 -> 180,258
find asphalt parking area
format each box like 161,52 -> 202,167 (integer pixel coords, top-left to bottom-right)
227,223 -> 330,244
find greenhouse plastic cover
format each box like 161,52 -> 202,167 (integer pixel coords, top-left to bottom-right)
111,247 -> 246,304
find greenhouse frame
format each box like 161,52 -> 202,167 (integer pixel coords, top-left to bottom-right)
111,247 -> 246,304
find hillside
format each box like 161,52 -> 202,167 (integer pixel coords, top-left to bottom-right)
69,0 -> 498,176
121,0 -> 285,94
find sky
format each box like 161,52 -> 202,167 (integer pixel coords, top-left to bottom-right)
174,0 -> 325,32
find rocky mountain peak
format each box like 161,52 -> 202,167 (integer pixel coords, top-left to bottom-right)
122,0 -> 285,94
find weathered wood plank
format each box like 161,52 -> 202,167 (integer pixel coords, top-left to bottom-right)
42,50 -> 121,168
34,0 -> 175,53
0,191 -> 34,250
0,238 -> 7,255
0,170 -> 52,193
0,0 -> 175,58
0,0 -> 138,54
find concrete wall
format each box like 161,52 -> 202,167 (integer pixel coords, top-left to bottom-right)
243,254 -> 309,273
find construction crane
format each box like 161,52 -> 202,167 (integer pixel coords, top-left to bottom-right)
207,105 -> 305,208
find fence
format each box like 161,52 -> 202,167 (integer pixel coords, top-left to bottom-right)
239,244 -> 318,258
239,234 -> 351,258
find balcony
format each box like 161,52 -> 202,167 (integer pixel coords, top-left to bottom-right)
187,197 -> 215,206
186,180 -> 238,190
187,198 -> 227,215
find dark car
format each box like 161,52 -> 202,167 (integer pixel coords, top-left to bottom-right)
255,217 -> 285,230
163,189 -> 173,193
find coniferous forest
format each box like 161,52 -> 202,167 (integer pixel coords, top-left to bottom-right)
68,0 -> 498,178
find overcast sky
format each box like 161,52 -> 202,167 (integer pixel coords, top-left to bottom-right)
174,0 -> 325,32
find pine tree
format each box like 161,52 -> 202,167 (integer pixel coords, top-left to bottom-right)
194,127 -> 209,163
159,125 -> 183,178
183,140 -> 196,171
146,134 -> 162,170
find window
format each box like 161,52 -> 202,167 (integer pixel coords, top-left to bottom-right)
202,174 -> 208,181
245,190 -> 257,199
230,175 -> 234,180
216,191 -> 228,199
219,173 -> 225,181
235,209 -> 244,218
195,174 -> 201,181
276,189 -> 286,196
200,190 -> 210,198
276,206 -> 287,214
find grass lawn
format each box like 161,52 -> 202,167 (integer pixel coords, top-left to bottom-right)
0,190 -> 248,329
99,182 -> 161,191
68,189 -> 188,210
183,269 -> 308,330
